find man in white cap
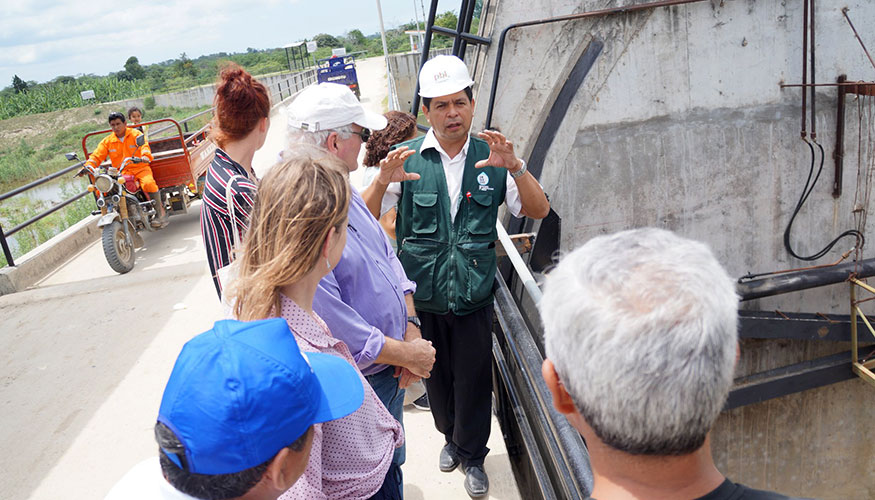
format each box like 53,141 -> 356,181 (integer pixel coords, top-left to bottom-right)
362,55 -> 550,497
286,82 -> 436,498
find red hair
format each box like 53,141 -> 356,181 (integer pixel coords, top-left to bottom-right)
211,63 -> 270,148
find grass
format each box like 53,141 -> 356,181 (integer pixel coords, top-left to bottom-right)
0,78 -> 152,120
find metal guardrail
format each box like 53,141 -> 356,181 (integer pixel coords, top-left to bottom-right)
0,160 -> 87,266
0,68 -> 319,268
492,220 -> 593,499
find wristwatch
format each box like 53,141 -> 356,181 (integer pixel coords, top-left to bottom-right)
407,316 -> 421,328
510,159 -> 528,179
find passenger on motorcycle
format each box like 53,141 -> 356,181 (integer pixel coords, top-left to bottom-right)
127,106 -> 148,139
85,112 -> 167,228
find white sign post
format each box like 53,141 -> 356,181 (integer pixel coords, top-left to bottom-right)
80,90 -> 95,100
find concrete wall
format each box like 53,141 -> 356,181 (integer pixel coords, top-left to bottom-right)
113,69 -> 317,111
0,215 -> 99,296
475,0 -> 875,497
388,48 -> 452,112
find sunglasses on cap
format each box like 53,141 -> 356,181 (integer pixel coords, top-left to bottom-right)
352,128 -> 371,142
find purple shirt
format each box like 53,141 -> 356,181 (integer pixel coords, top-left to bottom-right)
313,187 -> 416,376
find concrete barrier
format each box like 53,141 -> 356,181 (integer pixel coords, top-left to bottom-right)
113,69 -> 317,112
0,214 -> 100,296
388,48 -> 452,112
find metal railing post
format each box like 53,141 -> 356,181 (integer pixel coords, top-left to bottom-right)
0,225 -> 14,267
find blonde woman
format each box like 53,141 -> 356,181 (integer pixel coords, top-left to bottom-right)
231,145 -> 404,500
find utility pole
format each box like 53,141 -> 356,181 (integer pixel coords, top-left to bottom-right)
375,0 -> 396,110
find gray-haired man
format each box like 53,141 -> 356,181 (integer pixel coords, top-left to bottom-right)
539,228 -> 804,500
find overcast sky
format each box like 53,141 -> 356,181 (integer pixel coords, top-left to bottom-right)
0,0 -> 428,86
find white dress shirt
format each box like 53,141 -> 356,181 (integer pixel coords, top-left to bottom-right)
378,129 -> 523,221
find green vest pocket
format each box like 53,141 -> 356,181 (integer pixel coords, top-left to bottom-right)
467,193 -> 494,235
412,192 -> 439,235
461,246 -> 497,305
399,241 -> 437,302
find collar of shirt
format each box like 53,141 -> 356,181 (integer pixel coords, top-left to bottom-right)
214,148 -> 257,182
421,128 -> 470,163
108,128 -> 135,144
280,294 -> 340,350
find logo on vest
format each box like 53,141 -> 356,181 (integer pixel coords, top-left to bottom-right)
476,172 -> 493,192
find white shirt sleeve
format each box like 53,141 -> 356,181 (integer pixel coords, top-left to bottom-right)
504,158 -> 527,217
380,182 -> 402,216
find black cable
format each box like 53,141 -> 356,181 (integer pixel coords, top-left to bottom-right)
784,140 -> 865,261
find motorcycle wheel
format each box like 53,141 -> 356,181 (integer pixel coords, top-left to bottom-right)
102,220 -> 135,274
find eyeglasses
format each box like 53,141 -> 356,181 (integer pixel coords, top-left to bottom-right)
352,127 -> 371,142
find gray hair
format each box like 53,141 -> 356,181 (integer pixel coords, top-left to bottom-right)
287,124 -> 355,148
539,228 -> 738,456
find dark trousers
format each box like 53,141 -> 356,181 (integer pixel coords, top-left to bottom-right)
369,463 -> 403,500
420,305 -> 493,466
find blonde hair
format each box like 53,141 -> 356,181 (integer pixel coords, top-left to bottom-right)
232,144 -> 350,321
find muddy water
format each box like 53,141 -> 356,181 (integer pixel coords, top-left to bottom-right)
0,175 -> 91,256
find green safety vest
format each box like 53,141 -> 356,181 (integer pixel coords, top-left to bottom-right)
395,135 -> 507,315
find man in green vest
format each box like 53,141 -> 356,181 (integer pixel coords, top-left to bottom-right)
363,54 -> 550,497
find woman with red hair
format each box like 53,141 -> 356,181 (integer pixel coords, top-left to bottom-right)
200,63 -> 271,297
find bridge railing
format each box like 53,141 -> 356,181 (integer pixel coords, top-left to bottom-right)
492,218 -> 593,500
0,68 -> 317,268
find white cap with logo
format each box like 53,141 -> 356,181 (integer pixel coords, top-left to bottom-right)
288,83 -> 388,132
418,55 -> 475,98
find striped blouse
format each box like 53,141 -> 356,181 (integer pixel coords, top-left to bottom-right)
200,148 -> 257,297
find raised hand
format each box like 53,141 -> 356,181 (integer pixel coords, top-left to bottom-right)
377,146 -> 419,185
474,130 -> 523,172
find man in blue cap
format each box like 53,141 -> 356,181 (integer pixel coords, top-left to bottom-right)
104,318 -> 365,500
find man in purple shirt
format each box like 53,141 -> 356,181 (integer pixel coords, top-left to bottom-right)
286,83 -> 436,497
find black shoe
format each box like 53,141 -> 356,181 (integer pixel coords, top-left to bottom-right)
413,393 -> 430,411
439,444 -> 460,472
464,464 -> 489,498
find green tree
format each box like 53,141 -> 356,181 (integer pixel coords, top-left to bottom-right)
346,29 -> 367,47
174,52 -> 197,78
435,10 -> 459,30
314,33 -> 341,48
52,75 -> 76,85
124,56 -> 146,79
12,74 -> 28,93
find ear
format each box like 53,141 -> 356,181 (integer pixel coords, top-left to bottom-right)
263,447 -> 292,491
260,116 -> 269,133
420,104 -> 429,121
321,226 -> 337,259
324,132 -> 339,154
542,359 -> 578,415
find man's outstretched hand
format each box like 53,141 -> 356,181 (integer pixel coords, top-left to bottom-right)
376,146 -> 419,185
475,130 -> 523,173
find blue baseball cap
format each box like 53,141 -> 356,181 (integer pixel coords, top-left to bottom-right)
157,318 -> 364,475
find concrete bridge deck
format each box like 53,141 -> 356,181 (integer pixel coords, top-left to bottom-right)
0,56 -> 521,500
